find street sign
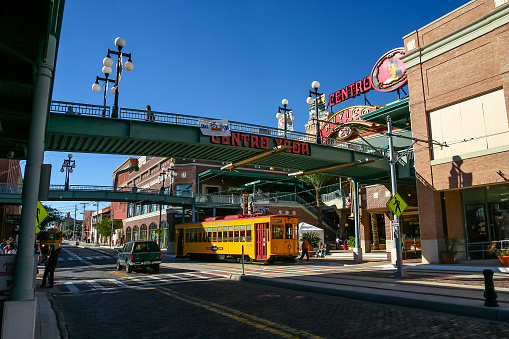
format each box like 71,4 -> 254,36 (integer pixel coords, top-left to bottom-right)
36,201 -> 48,227
387,193 -> 408,218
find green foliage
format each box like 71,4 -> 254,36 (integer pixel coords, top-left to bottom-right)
40,205 -> 64,231
300,232 -> 321,249
444,237 -> 458,253
346,236 -> 355,247
488,243 -> 509,257
298,173 -> 331,189
94,218 -> 123,237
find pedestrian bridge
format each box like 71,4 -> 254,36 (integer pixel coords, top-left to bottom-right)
46,101 -> 392,183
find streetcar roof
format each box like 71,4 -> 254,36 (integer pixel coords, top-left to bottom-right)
177,214 -> 296,226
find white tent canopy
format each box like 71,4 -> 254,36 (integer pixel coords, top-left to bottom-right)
298,222 -> 324,247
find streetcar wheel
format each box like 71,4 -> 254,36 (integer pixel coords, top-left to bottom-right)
152,264 -> 160,273
125,261 -> 132,273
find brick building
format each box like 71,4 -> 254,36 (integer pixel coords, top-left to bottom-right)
402,0 -> 509,263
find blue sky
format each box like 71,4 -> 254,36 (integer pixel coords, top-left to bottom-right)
37,0 -> 469,217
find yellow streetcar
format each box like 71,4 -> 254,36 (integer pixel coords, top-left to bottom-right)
175,214 -> 299,263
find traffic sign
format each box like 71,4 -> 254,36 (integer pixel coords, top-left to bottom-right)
387,193 -> 408,218
36,201 -> 48,227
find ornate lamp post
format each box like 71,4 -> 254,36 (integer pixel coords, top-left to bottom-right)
92,37 -> 134,118
276,99 -> 293,139
158,159 -> 177,246
306,81 -> 323,144
60,153 -> 75,190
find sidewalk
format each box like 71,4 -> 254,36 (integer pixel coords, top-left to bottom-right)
34,248 -> 509,338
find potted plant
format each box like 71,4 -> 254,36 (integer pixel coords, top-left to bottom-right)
487,243 -> 509,266
442,237 -> 458,264
300,232 -> 321,252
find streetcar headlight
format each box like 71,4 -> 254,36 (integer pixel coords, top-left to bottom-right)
288,245 -> 291,249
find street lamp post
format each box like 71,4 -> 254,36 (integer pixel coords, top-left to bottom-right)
60,153 -> 75,190
306,81 -> 323,144
276,99 -> 293,139
158,159 -> 176,246
92,37 -> 134,118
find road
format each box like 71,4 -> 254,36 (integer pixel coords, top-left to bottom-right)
43,244 -> 509,338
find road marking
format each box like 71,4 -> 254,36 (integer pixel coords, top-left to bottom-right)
107,279 -> 129,288
65,283 -> 79,292
158,288 -> 324,339
87,280 -> 105,290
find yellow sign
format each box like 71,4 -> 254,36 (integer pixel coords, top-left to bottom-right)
387,193 -> 408,218
36,201 -> 48,227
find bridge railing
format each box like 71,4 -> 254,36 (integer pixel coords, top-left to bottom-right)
51,101 -> 111,117
50,101 -> 389,155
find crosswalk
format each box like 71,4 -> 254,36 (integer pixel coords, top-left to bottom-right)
58,255 -> 113,261
50,271 -> 228,294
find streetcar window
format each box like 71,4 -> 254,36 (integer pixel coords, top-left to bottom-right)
293,224 -> 298,239
185,229 -> 190,242
228,231 -> 233,242
212,232 -> 217,242
56,233 -> 62,240
234,225 -> 239,230
246,225 -> 252,230
240,230 -> 245,241
234,231 -> 240,242
189,230 -> 194,243
285,223 -> 292,239
223,230 -> 228,241
228,226 -> 233,231
240,225 -> 245,230
212,227 -> 217,232
208,232 -> 212,242
272,225 -> 284,239
246,230 -> 252,241
197,230 -> 202,242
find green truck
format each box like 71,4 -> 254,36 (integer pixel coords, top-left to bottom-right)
117,241 -> 162,273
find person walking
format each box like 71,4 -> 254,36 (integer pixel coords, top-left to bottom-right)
41,245 -> 58,288
298,239 -> 310,261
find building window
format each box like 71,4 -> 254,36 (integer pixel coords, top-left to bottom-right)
176,184 -> 193,196
429,89 -> 509,160
140,224 -> 148,240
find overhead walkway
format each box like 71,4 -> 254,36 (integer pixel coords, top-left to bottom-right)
46,101 -> 392,183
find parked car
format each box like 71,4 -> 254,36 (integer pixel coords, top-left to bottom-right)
117,241 -> 162,273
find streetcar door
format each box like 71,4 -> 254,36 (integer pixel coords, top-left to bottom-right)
255,223 -> 267,259
176,229 -> 184,256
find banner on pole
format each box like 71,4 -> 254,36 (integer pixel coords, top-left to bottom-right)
199,119 -> 231,136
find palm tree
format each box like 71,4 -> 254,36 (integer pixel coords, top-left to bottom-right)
299,173 -> 331,230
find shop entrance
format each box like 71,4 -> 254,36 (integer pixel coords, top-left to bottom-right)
463,185 -> 509,259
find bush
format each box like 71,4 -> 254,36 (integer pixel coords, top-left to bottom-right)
346,236 -> 355,247
300,232 -> 321,249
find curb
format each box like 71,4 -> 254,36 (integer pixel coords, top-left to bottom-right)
237,275 -> 509,322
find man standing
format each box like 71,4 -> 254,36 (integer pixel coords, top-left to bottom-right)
41,245 -> 58,288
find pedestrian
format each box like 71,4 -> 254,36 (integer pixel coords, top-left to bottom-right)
317,242 -> 325,257
6,243 -> 16,254
65,106 -> 75,115
145,105 -> 154,122
298,238 -> 310,261
41,245 -> 58,288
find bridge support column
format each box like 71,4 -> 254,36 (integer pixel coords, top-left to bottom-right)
4,30 -> 57,339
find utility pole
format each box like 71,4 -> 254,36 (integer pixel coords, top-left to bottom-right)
81,203 -> 87,243
387,115 -> 404,278
73,205 -> 77,245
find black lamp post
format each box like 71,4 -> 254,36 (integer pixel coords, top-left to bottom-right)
306,81 -> 323,144
92,37 -> 134,118
158,159 -> 176,246
60,153 -> 75,190
276,99 -> 293,139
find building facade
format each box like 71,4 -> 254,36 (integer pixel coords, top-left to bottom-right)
402,0 -> 509,263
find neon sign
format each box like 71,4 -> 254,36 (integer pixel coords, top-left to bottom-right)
328,76 -> 372,107
320,106 -> 378,140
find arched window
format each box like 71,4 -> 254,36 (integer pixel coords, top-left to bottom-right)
133,225 -> 139,241
149,223 -> 157,241
141,224 -> 148,240
126,227 -> 132,242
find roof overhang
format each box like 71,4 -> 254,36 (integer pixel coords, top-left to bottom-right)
362,98 -> 410,130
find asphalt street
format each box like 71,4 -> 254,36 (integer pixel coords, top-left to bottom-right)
43,244 -> 509,339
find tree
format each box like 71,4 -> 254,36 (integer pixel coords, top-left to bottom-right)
298,173 -> 331,230
94,218 -> 123,240
40,205 -> 64,231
